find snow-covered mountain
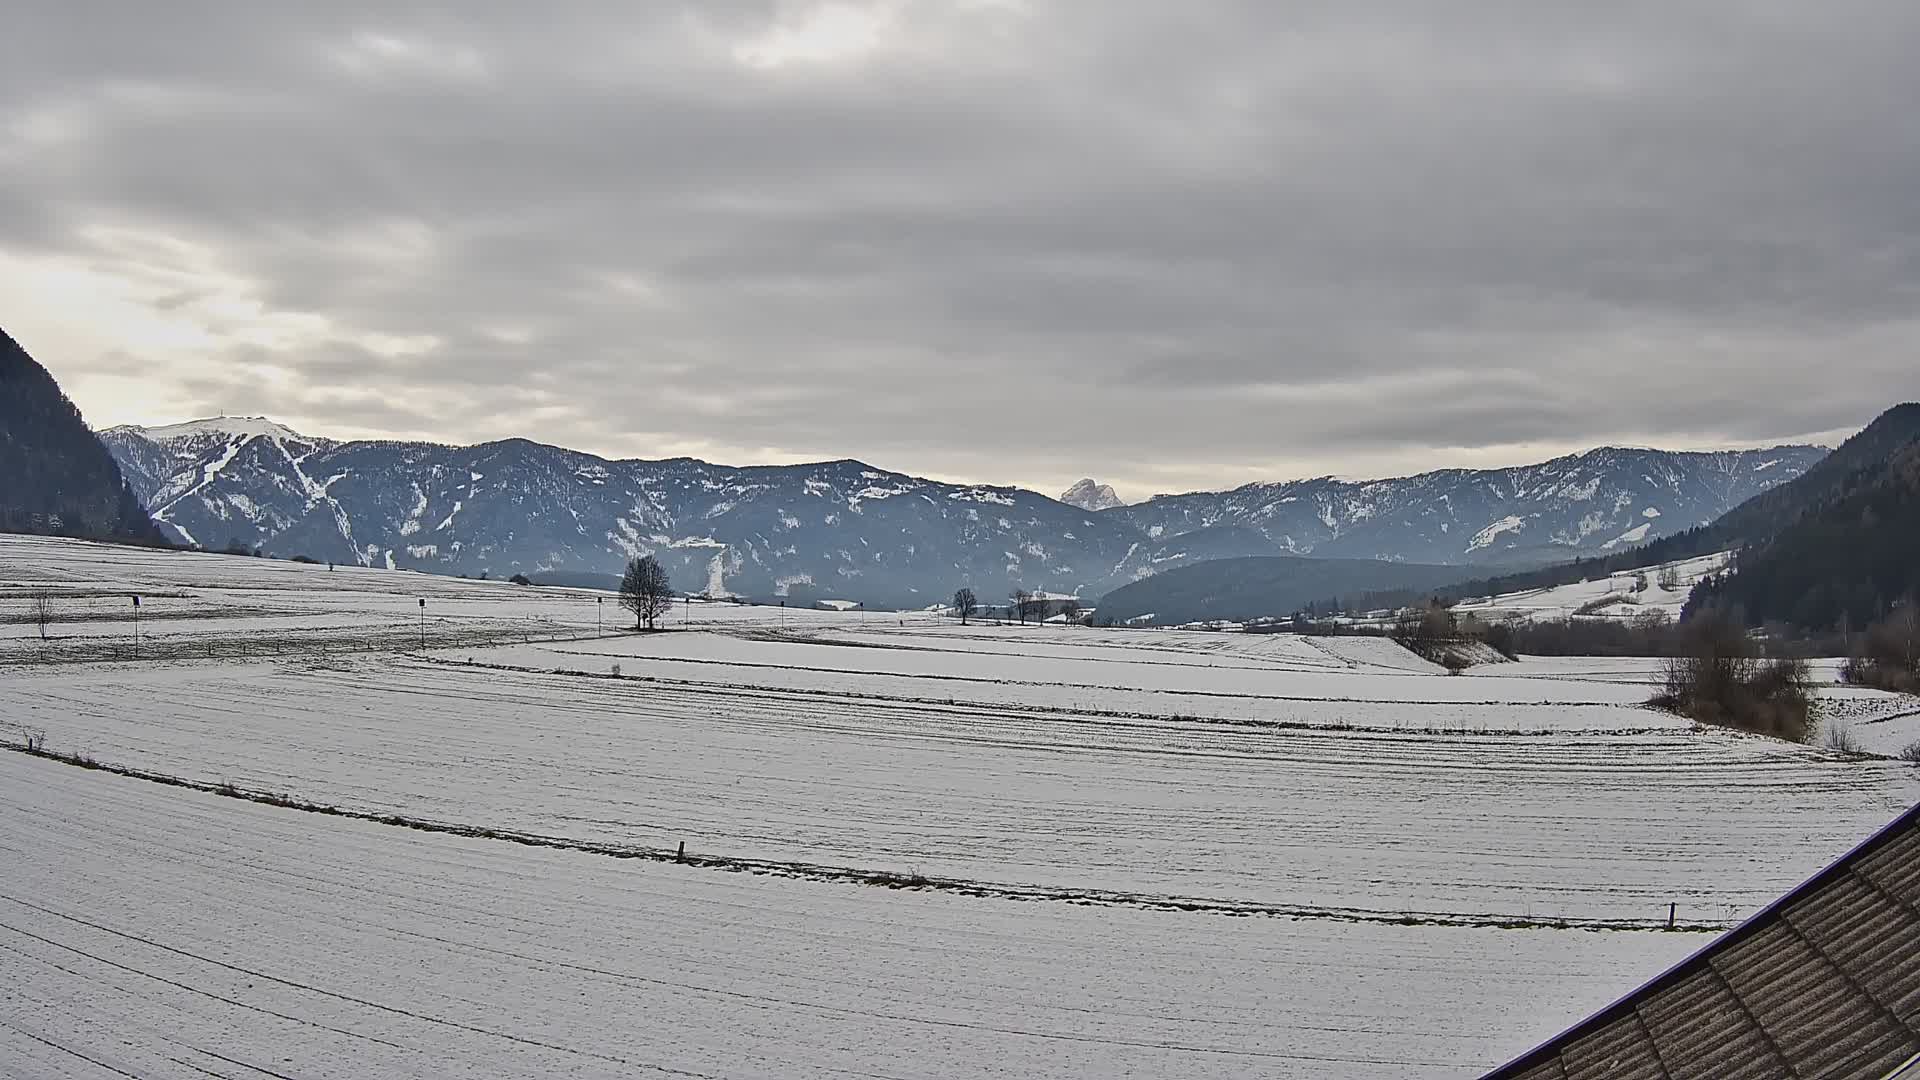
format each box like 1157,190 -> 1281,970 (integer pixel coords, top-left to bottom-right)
100,418 -> 1218,604
1110,445 -> 1829,567
1059,478 -> 1125,512
100,418 -> 1824,605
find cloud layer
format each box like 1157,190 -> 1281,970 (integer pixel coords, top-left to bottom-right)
6,1 -> 1918,498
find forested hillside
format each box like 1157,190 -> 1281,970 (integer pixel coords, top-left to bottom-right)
1687,438 -> 1920,631
0,328 -> 164,545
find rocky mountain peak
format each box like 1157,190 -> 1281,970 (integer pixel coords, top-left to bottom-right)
1060,478 -> 1124,512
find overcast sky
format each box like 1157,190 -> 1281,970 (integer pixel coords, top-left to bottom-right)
6,2 -> 1918,499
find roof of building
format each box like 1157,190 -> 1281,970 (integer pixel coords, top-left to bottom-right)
1485,801 -> 1920,1080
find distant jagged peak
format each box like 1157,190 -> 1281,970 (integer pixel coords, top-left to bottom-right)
1060,477 -> 1125,511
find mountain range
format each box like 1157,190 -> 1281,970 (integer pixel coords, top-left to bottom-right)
98,414 -> 1824,607
1112,444 -> 1826,567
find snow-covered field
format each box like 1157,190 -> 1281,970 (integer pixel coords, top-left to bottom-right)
3,534 -> 1918,1077
0,751 -> 1694,1079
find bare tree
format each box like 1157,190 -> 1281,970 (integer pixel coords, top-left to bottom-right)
31,592 -> 52,641
1657,566 -> 1681,591
1843,602 -> 1920,693
1056,598 -> 1082,624
620,555 -> 674,630
1390,599 -> 1456,660
952,587 -> 978,625
1009,588 -> 1031,625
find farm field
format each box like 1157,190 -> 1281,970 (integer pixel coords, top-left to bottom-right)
0,751 -> 1695,1079
4,534 -> 1919,1077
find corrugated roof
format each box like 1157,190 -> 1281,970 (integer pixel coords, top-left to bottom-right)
1485,802 -> 1920,1080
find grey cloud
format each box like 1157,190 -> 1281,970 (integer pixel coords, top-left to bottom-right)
6,0 -> 1920,499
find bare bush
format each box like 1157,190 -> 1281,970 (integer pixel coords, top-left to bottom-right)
1391,600 -> 1456,661
1898,741 -> 1920,764
1653,610 -> 1813,742
1840,606 -> 1920,694
1821,722 -> 1863,754
1478,618 -> 1520,661
31,592 -> 52,641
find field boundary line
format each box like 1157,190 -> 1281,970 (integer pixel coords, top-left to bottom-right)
434,653 -> 1652,718
2,740 -> 1725,934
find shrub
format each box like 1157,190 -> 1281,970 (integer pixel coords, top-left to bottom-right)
1899,740 -> 1920,764
1821,722 -> 1863,754
31,592 -> 52,640
1440,650 -> 1470,675
509,573 -> 533,586
1480,620 -> 1520,661
1391,600 -> 1457,661
1652,611 -> 1814,742
1840,607 -> 1920,693
290,554 -> 320,564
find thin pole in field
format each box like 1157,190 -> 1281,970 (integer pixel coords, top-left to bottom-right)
418,597 -> 425,650
131,594 -> 140,659
597,595 -> 603,637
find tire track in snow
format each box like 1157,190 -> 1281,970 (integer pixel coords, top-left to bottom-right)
0,896 -> 722,1078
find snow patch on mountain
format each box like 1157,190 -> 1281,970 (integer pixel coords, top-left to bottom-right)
120,416 -> 309,445
1605,523 -> 1653,548
1468,515 -> 1527,552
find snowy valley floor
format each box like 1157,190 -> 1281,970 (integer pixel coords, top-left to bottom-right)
1,751 -> 1694,1080
4,535 -> 1919,1077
